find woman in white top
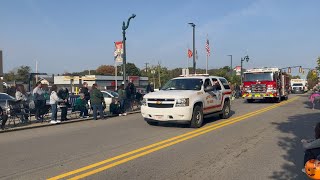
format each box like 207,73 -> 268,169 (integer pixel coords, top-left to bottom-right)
15,84 -> 28,123
50,85 -> 64,123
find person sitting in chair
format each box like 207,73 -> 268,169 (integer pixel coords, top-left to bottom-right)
74,93 -> 88,118
0,106 -> 8,130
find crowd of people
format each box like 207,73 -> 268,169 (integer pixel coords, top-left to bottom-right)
1,79 -> 150,129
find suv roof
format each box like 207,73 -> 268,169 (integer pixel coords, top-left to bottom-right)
174,75 -> 225,80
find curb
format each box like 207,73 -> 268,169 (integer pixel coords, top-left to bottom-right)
0,110 -> 141,134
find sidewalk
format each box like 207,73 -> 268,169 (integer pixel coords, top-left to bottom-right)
0,110 -> 141,134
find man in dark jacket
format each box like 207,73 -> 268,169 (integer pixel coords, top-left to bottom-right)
0,106 -> 8,130
90,84 -> 105,120
146,82 -> 154,93
57,87 -> 69,121
79,82 -> 90,101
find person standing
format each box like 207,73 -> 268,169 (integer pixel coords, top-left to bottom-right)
15,84 -> 29,123
0,106 -> 8,130
90,84 -> 104,120
80,82 -> 90,102
49,85 -> 64,124
146,82 -> 154,93
57,87 -> 69,121
126,79 -> 136,111
33,82 -> 46,121
117,84 -> 127,116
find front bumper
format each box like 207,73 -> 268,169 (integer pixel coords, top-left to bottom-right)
141,105 -> 193,122
242,93 -> 278,99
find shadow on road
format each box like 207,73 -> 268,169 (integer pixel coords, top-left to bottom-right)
154,110 -> 236,128
270,108 -> 319,179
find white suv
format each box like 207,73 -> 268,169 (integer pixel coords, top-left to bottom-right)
141,75 -> 232,128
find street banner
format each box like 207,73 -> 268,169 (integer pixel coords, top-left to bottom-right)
234,66 -> 241,75
188,49 -> 193,58
114,41 -> 123,63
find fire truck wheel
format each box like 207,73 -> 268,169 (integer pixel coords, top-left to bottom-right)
219,100 -> 231,119
190,105 -> 203,128
247,99 -> 254,103
274,97 -> 281,103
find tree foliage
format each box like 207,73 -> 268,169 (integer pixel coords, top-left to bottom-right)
126,63 -> 141,76
3,66 -> 31,83
96,65 -> 115,75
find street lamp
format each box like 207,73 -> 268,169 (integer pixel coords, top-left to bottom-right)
122,14 -> 136,88
227,55 -> 233,74
240,55 -> 249,84
188,22 -> 196,74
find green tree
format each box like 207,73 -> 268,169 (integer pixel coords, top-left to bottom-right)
96,65 -> 115,75
3,71 -> 16,82
317,57 -> 320,71
126,62 -> 141,76
307,70 -> 318,89
16,66 -> 32,83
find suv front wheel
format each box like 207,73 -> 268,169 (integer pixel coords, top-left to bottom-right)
219,100 -> 231,119
190,105 -> 203,128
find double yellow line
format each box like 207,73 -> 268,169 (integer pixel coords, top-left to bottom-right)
48,97 -> 299,180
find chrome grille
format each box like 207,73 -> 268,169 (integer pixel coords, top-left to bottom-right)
148,103 -> 174,108
251,84 -> 266,93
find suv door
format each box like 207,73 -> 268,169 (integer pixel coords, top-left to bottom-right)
203,78 -> 216,114
211,78 -> 223,111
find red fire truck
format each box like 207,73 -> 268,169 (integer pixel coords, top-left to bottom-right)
242,67 -> 290,103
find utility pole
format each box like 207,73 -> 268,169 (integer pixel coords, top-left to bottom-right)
122,14 -> 136,88
145,62 -> 149,73
188,23 -> 196,74
35,60 -> 38,82
0,50 -> 3,93
158,61 -> 161,88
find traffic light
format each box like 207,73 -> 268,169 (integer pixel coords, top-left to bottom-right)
313,69 -> 317,75
288,67 -> 291,73
299,66 -> 303,73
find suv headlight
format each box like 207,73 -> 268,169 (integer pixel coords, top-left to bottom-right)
175,98 -> 189,107
141,98 -> 147,106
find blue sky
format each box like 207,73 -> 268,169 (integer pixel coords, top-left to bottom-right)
0,0 -> 319,76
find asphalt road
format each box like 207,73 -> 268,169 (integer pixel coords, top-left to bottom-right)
0,94 -> 314,180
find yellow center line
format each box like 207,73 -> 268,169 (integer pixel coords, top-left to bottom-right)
48,97 -> 299,180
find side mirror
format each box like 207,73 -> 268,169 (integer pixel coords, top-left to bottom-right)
204,86 -> 214,92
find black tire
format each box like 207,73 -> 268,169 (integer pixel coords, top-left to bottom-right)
147,121 -> 159,126
190,105 -> 204,128
219,100 -> 231,119
247,99 -> 254,103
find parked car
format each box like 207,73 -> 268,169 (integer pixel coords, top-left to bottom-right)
0,93 -> 16,114
101,91 -> 119,112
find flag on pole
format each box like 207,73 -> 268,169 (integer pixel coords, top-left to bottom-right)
205,39 -> 210,56
188,49 -> 193,58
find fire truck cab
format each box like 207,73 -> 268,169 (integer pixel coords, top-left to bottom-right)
242,67 -> 289,103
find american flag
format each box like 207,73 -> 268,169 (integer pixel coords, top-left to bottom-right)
188,49 -> 193,58
205,39 -> 210,56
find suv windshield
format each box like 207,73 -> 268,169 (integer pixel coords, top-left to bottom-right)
292,83 -> 303,86
161,78 -> 203,90
244,72 -> 273,82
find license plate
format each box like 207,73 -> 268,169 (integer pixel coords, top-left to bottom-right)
154,115 -> 163,120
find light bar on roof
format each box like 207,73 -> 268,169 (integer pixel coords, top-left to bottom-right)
245,67 -> 279,73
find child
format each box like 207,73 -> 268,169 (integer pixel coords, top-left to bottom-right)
50,85 -> 64,124
301,122 -> 320,172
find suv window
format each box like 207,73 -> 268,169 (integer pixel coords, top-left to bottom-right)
219,78 -> 230,89
211,78 -> 222,90
204,79 -> 212,88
